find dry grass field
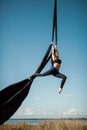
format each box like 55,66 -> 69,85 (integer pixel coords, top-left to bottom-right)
0,120 -> 87,130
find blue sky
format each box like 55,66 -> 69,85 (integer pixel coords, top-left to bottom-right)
0,0 -> 87,118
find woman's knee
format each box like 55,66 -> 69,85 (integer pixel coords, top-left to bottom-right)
64,75 -> 67,81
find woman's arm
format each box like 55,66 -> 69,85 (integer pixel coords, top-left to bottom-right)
52,44 -> 55,54
52,43 -> 55,59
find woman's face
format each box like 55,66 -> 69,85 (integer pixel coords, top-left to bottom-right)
55,51 -> 59,57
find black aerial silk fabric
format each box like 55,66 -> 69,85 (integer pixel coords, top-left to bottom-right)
0,44 -> 52,125
52,0 -> 57,46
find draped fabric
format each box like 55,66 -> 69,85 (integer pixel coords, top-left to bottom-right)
0,0 -> 58,125
52,0 -> 57,46
0,44 -> 52,125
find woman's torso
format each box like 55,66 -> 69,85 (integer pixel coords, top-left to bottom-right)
52,58 -> 61,69
53,62 -> 61,69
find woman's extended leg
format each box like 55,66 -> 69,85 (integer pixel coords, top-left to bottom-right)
29,67 -> 58,79
35,67 -> 56,77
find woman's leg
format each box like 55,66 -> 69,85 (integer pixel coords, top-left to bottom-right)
53,72 -> 67,93
35,67 -> 56,77
29,67 -> 57,79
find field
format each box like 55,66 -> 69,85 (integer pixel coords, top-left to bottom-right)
0,120 -> 87,130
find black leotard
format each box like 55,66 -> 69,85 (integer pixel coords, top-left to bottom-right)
53,58 -> 62,64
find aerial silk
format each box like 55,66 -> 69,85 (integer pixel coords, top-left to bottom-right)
0,0 -> 58,125
52,0 -> 57,46
0,44 -> 52,125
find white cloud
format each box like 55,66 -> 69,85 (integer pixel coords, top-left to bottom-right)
62,108 -> 77,115
68,108 -> 77,114
62,108 -> 87,118
12,107 -> 87,118
22,108 -> 33,115
12,108 -> 33,118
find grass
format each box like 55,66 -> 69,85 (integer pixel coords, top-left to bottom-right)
0,120 -> 87,130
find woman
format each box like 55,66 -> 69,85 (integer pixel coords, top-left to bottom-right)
30,43 -> 67,94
